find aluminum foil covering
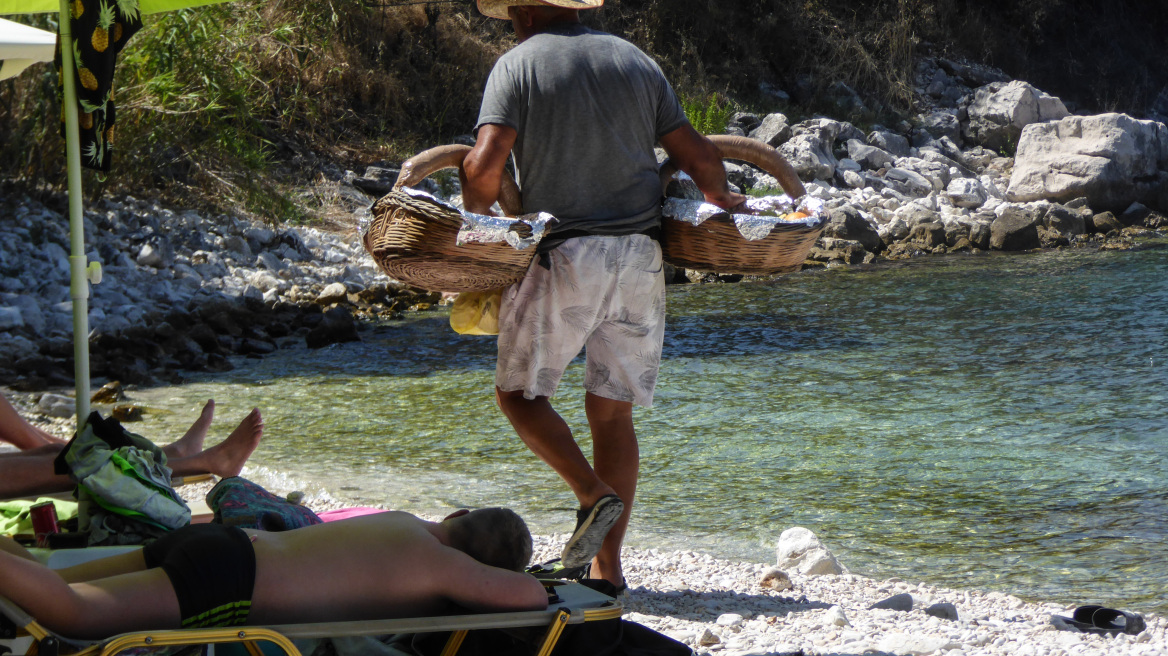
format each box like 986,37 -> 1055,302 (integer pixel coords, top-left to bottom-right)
662,195 -> 827,241
386,188 -> 553,251
457,210 -> 554,251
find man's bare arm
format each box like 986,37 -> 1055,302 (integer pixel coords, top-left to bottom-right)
0,536 -> 36,560
442,556 -> 549,613
658,124 -> 746,210
462,124 -> 518,215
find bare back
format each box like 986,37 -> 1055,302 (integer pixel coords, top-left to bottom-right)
247,512 -> 545,623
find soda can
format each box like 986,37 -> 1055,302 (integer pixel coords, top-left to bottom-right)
29,501 -> 59,548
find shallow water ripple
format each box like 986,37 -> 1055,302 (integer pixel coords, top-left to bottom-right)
134,246 -> 1167,614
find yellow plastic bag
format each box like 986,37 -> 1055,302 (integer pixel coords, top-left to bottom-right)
449,288 -> 504,335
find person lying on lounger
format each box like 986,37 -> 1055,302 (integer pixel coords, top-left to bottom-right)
0,395 -> 263,498
0,507 -> 547,639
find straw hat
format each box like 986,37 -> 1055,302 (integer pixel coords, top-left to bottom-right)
477,0 -> 603,20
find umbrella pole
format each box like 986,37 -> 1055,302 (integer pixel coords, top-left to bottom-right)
57,0 -> 92,428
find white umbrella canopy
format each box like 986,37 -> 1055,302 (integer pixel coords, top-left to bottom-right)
0,16 -> 54,81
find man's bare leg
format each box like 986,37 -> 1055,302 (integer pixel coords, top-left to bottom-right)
0,407 -> 260,498
160,399 -> 215,459
168,408 -> 263,479
495,389 -> 615,508
0,548 -> 180,639
584,392 -> 638,587
0,454 -> 68,498
0,393 -> 64,450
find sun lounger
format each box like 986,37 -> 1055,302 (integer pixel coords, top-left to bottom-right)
0,580 -> 621,656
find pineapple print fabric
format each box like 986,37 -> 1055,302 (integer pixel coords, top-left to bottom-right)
56,0 -> 142,171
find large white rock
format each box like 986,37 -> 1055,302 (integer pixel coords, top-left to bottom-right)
37,393 -> 76,419
776,527 -> 848,576
947,178 -> 988,208
1006,113 -> 1168,211
964,80 -> 1069,151
780,119 -> 841,181
748,113 -> 791,147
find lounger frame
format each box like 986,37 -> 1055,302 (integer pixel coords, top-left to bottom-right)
0,581 -> 620,656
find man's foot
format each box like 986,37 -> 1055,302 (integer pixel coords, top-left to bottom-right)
7,420 -> 66,450
197,408 -> 263,478
561,494 -> 624,568
164,400 -> 215,459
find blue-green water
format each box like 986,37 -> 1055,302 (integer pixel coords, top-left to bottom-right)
133,245 -> 1168,615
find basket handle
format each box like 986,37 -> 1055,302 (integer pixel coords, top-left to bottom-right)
659,134 -> 806,200
394,144 -> 523,216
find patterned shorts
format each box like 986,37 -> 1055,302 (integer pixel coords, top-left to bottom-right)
496,234 -> 665,407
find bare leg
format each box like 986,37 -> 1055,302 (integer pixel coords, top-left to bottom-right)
0,548 -> 180,639
495,389 -> 615,507
0,407 -> 260,498
168,408 -> 263,479
54,549 -> 151,583
0,393 -> 64,450
584,393 -> 638,587
0,536 -> 37,560
160,399 -> 215,460
0,453 -> 71,498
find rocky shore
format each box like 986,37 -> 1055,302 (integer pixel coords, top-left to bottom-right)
1,55 -> 1166,393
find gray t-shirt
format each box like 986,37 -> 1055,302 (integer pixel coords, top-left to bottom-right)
476,24 -> 688,236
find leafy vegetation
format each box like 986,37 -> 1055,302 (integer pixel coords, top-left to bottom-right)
681,93 -> 734,135
1,0 -> 1164,221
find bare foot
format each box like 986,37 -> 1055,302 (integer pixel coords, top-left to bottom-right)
0,393 -> 66,450
24,424 -> 66,450
162,400 -> 215,459
197,406 -> 263,478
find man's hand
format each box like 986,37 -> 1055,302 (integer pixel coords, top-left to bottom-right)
704,189 -> 747,212
659,124 -> 746,210
462,124 -> 518,215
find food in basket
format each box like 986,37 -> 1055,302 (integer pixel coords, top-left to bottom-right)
661,194 -> 827,241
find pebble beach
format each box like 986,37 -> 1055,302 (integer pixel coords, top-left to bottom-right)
6,395 -> 1166,656
532,534 -> 1166,656
163,473 -> 1166,656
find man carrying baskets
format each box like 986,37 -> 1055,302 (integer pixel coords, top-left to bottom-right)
463,0 -> 745,592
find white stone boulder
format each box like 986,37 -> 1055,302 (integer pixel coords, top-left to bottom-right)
947,178 -> 988,208
964,80 -> 1070,151
748,113 -> 791,147
776,527 -> 848,576
1007,112 -> 1168,211
780,119 -> 841,181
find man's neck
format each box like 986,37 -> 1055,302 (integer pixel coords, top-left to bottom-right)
514,7 -> 580,41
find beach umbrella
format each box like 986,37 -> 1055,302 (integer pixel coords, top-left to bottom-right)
0,17 -> 54,80
0,0 -> 235,425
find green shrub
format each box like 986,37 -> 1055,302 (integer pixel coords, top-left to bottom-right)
682,93 -> 734,135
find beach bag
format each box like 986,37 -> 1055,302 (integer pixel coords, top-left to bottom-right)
449,287 -> 504,335
54,412 -> 191,546
207,476 -> 322,531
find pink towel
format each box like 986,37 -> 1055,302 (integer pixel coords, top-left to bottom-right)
317,507 -> 387,522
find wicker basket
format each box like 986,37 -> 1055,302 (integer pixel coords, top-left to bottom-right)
658,135 -> 826,275
363,145 -> 533,292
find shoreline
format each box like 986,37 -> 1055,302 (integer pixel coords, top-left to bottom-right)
174,478 -> 1168,656
6,425 -> 1163,656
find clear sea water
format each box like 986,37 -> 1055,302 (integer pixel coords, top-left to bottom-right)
131,244 -> 1168,615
